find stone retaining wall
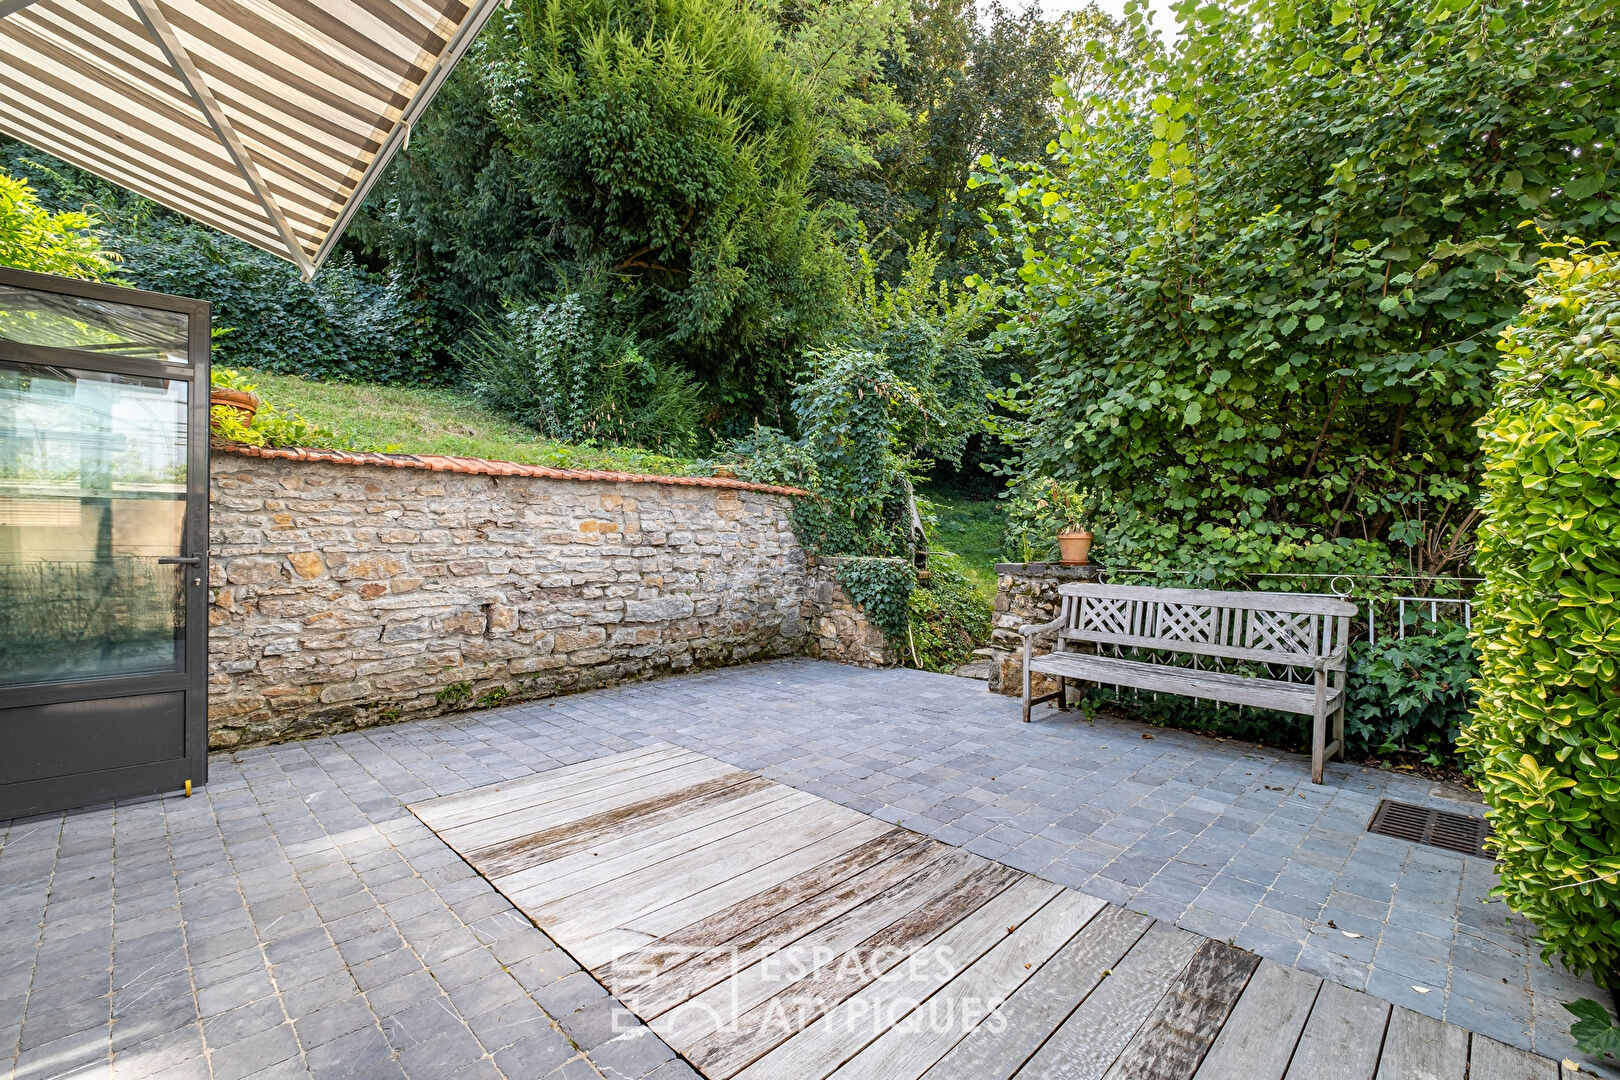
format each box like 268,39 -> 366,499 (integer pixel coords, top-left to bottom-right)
207,452 -> 887,748
988,562 -> 1100,696
804,557 -> 900,668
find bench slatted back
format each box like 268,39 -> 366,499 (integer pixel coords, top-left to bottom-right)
1055,583 -> 1357,669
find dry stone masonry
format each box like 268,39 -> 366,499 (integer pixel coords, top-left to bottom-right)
988,562 -> 1101,697
208,450 -> 890,748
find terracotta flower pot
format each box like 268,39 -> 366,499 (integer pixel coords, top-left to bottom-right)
1057,530 -> 1093,566
210,387 -> 260,425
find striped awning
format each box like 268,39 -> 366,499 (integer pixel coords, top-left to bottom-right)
0,0 -> 504,277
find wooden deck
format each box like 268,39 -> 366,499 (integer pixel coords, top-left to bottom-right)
410,743 -> 1565,1080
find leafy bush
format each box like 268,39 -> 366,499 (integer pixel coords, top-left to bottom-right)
1461,245 -> 1620,984
464,294 -> 704,454
789,347 -> 926,560
908,552 -> 992,672
0,170 -> 115,279
209,368 -> 347,450
1343,619 -> 1477,765
841,237 -> 991,468
722,425 -> 819,490
978,0 -> 1620,586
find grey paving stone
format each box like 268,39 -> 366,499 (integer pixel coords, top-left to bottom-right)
589,1028 -> 676,1079
207,1021 -> 303,1080
4,660 -> 1595,1073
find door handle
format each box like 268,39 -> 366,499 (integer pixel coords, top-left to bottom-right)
158,555 -> 203,566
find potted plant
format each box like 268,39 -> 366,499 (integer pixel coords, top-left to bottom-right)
1041,480 -> 1093,565
209,368 -> 260,425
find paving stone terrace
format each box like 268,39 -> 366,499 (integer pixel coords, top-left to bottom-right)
0,661 -> 1603,1079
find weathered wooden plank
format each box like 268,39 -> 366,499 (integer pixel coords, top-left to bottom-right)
1374,1007 -> 1469,1080
674,858 -> 1023,1072
1013,921 -> 1201,1080
732,877 -> 1063,1080
1099,938 -> 1260,1080
828,890 -> 1107,1080
437,755 -> 738,849
607,835 -> 946,1015
492,785 -> 809,904
1029,654 -> 1336,717
571,817 -> 897,970
524,798 -> 863,934
1192,960 -> 1320,1080
653,848 -> 997,1046
1467,1036 -> 1559,1080
408,742 -> 681,824
922,905 -> 1152,1080
1058,582 -> 1356,617
1281,982 -> 1390,1080
1065,629 -> 1333,671
599,828 -> 924,1000
469,771 -> 770,878
413,743 -> 692,829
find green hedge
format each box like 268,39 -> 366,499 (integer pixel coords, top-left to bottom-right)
1462,246 -> 1620,983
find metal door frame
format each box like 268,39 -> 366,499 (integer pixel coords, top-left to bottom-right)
0,266 -> 210,820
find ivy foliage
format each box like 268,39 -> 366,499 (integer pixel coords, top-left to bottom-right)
978,0 -> 1619,585
2,142 -> 437,384
834,556 -> 915,649
788,348 -> 926,560
908,552 -> 992,672
0,170 -> 115,280
1344,618 -> 1476,765
1462,245 -> 1620,983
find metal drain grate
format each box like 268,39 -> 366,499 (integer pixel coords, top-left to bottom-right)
1367,798 -> 1494,859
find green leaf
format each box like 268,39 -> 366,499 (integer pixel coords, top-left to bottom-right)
1566,173 -> 1606,201
1568,999 -> 1620,1058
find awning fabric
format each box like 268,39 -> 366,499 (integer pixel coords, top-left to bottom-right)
0,0 -> 504,277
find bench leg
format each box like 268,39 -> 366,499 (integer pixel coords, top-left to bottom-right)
1022,641 -> 1033,723
1332,699 -> 1346,761
1311,669 -> 1328,784
1056,675 -> 1070,711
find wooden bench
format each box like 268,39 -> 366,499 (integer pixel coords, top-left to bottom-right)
1020,583 -> 1358,783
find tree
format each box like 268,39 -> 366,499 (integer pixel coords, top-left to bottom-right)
3,139 -> 434,383
878,1 -> 1117,282
0,169 -> 115,280
980,0 -> 1620,582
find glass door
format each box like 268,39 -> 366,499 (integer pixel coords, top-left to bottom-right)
0,268 -> 209,820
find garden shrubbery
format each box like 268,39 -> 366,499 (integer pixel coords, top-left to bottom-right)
908,553 -> 992,672
1463,246 -> 1620,983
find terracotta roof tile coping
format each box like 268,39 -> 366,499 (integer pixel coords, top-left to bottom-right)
211,440 -> 810,497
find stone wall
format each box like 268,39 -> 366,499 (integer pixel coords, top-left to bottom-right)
803,557 -> 900,668
988,562 -> 1100,696
207,449 -> 888,748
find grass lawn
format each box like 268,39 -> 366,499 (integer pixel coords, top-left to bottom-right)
239,371 -> 700,477
925,493 -> 1004,601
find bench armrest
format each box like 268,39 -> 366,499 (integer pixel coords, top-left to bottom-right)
1314,644 -> 1351,671
1019,617 -> 1067,638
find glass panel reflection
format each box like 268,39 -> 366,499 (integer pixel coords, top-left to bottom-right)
0,362 -> 189,687
0,285 -> 189,363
